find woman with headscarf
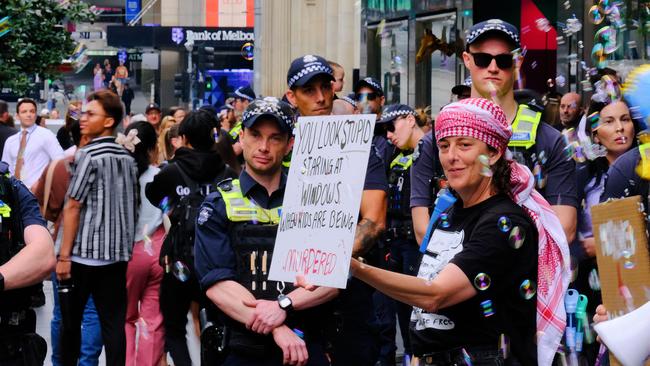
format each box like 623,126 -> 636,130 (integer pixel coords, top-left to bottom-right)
348,98 -> 570,366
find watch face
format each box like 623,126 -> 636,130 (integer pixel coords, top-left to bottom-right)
279,296 -> 291,308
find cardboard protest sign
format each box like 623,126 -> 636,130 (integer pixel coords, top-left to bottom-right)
268,114 -> 376,288
590,195 -> 650,366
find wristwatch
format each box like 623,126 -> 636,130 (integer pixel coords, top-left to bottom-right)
277,294 -> 293,312
0,271 -> 5,292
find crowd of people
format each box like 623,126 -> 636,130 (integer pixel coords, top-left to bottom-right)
0,17 -> 647,366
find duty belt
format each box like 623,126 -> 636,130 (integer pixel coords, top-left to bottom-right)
0,310 -> 28,326
385,225 -> 414,240
420,345 -> 501,366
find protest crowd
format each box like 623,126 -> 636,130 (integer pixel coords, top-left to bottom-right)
2,16 -> 650,366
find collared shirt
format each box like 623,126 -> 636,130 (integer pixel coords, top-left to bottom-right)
194,169 -> 287,290
67,136 -> 139,263
1,124 -> 64,188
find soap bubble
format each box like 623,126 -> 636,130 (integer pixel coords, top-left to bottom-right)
474,273 -> 491,291
519,279 -> 537,300
536,18 -> 552,33
173,261 -> 190,282
589,5 -> 604,24
480,299 -> 495,317
598,0 -> 614,15
555,75 -> 567,87
588,269 -> 601,291
508,226 -> 526,249
497,216 -> 512,232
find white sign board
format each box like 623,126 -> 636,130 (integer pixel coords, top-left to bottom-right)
268,114 -> 376,289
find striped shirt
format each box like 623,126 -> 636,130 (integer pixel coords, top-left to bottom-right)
67,136 -> 139,262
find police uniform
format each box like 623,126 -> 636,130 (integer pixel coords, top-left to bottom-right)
376,105 -> 422,363
411,19 -> 577,212
0,162 -> 48,365
194,97 -> 330,365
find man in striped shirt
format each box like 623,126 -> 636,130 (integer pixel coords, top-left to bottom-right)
55,90 -> 139,366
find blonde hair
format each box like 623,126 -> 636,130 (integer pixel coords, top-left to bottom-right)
414,106 -> 433,128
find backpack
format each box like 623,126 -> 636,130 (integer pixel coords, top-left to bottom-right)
159,164 -> 232,273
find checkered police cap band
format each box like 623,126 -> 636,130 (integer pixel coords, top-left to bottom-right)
243,97 -> 294,129
466,20 -> 520,46
341,95 -> 357,108
287,64 -> 334,89
380,108 -> 416,122
234,89 -> 254,101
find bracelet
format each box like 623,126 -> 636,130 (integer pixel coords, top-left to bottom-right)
57,258 -> 71,262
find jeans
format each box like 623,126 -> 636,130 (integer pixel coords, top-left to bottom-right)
50,273 -> 103,366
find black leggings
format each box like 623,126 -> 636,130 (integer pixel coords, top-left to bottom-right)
159,271 -> 204,366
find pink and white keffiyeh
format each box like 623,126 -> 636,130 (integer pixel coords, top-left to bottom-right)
436,98 -> 570,366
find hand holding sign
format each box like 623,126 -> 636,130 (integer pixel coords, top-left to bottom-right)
269,114 -> 376,289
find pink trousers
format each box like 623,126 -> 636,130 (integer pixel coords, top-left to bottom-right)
125,225 -> 166,366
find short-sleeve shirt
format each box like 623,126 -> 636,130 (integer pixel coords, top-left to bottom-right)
194,170 -> 287,290
0,160 -> 47,229
364,135 -> 390,192
410,194 -> 537,364
67,136 -> 139,262
410,113 -> 578,209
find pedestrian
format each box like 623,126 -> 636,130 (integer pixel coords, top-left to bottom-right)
32,121 -> 103,366
103,62 -> 114,89
559,92 -> 583,131
0,160 -> 56,366
56,90 -> 139,366
145,103 -> 162,133
1,97 -> 64,189
115,60 -> 129,95
93,63 -> 104,92
0,100 -> 18,155
354,77 -> 385,117
195,97 -> 335,365
328,60 -> 345,94
350,98 -> 570,366
123,121 -> 167,366
122,83 -> 135,115
168,106 -> 187,123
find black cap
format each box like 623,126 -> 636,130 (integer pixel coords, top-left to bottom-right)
451,77 -> 472,96
145,103 -> 161,113
465,19 -> 520,48
231,86 -> 256,101
354,77 -> 384,96
287,55 -> 334,89
242,97 -> 295,133
378,104 -> 416,124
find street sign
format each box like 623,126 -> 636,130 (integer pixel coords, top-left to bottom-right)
72,31 -> 104,40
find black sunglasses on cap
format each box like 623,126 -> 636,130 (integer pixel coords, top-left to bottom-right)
470,52 -> 514,69
356,92 -> 378,101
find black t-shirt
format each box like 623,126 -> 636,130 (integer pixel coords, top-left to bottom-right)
410,194 -> 538,364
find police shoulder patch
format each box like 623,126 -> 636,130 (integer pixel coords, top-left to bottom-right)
197,206 -> 213,225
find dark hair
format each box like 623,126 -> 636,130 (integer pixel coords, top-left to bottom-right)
0,100 -> 8,115
178,110 -> 217,152
125,121 -> 157,177
490,151 -> 512,195
69,120 -> 82,147
16,98 -> 37,113
584,98 -> 640,183
87,90 -> 123,129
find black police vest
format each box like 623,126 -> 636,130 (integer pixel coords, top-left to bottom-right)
388,152 -> 413,221
0,174 -> 40,312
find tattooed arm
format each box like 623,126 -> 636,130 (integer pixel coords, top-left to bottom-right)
352,189 -> 387,257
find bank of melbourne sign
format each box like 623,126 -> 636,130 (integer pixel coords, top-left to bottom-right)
107,26 -> 254,49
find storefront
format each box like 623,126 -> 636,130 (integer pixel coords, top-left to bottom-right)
361,0 -> 473,112
107,25 -> 254,107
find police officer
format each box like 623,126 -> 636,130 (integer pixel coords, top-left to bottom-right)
0,161 -> 56,365
410,19 -> 577,245
285,55 -> 390,365
375,104 -> 426,364
194,97 -> 337,366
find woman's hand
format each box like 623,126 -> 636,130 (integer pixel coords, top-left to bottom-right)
582,237 -> 597,258
593,304 -> 608,324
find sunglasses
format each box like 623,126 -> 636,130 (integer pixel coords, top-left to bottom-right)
356,92 -> 378,101
470,52 -> 514,69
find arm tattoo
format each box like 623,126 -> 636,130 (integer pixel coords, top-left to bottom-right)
352,218 -> 381,257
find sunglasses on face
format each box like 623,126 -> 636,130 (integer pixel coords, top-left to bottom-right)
356,92 -> 378,101
470,52 -> 514,69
